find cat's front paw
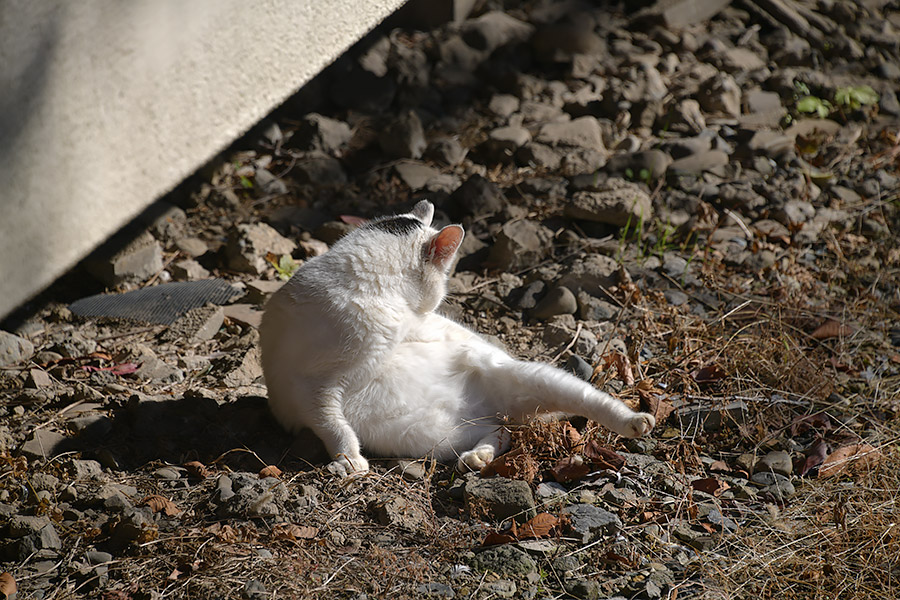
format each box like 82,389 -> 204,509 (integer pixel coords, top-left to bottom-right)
326,454 -> 370,478
623,412 -> 656,438
456,446 -> 495,472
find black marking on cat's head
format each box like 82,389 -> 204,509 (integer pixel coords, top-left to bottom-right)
367,216 -> 424,236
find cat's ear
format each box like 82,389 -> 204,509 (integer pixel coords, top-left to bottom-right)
410,200 -> 434,226
427,225 -> 464,270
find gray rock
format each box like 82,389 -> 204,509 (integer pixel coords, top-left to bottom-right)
480,126 -> 532,164
565,355 -> 594,382
530,286 -> 577,320
31,472 -> 60,492
486,220 -> 554,271
774,199 -> 815,225
292,113 -> 352,154
652,0 -> 731,29
448,174 -> 506,217
132,345 -> 185,384
718,47 -> 767,73
470,544 -> 538,576
510,280 -> 545,311
254,168 -> 288,196
461,11 -> 535,53
394,160 -> 443,191
153,467 -> 182,480
537,116 -> 606,151
669,150 -> 729,175
68,459 -> 104,480
293,154 -> 347,185
659,135 -> 712,160
516,143 -> 563,170
464,477 -> 536,522
561,503 -> 622,542
557,255 -> 619,296
165,306 -> 224,341
484,579 -> 517,598
226,223 -> 297,275
672,522 -> 715,551
756,450 -> 793,476
218,346 -> 263,388
698,73 -> 742,118
565,179 -> 653,227
371,495 -> 428,531
242,579 -> 268,600
488,93 -> 520,118
0,330 -> 34,367
605,150 -> 672,180
746,130 -> 795,159
417,582 -> 455,598
663,289 -> 689,306
379,110 -> 426,159
425,137 -> 467,166
8,515 -> 52,537
751,471 -> 789,487
706,508 -> 738,534
564,579 -> 603,600
86,231 -> 164,286
21,429 -> 68,461
576,292 -> 619,322
765,478 -> 797,500
170,258 -> 210,281
174,236 -> 209,258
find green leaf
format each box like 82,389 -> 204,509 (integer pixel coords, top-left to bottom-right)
239,175 -> 253,189
797,96 -> 831,118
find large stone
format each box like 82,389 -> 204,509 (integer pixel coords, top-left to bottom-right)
447,174 -> 506,217
21,429 -> 69,461
565,180 -> 653,227
561,503 -> 622,543
656,0 -> 732,29
379,110 -> 426,159
469,544 -> 538,576
291,113 -> 352,154
86,231 -> 164,286
486,220 -> 554,271
461,11 -> 535,53
537,116 -> 605,151
698,73 -> 742,118
0,330 -> 34,367
464,476 -> 536,522
557,254 -> 619,296
226,223 -> 297,275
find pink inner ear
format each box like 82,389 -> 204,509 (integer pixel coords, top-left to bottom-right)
428,225 -> 464,268
339,215 -> 369,227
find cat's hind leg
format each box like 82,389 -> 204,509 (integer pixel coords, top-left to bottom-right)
456,428 -> 511,472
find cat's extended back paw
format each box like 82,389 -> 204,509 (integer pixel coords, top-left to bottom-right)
456,445 -> 495,472
326,454 -> 370,478
623,412 -> 656,438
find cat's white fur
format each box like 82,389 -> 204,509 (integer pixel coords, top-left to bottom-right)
260,200 -> 655,476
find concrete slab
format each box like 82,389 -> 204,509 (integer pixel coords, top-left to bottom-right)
0,0 -> 407,319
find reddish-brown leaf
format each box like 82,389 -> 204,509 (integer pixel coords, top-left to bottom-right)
184,461 -> 211,479
551,455 -> 591,483
692,364 -> 727,384
819,443 -> 882,478
810,319 -> 853,340
0,572 -> 17,599
141,494 -> 181,516
519,513 -> 559,540
801,439 -> 830,476
482,530 -> 518,547
272,523 -> 317,541
709,460 -> 730,473
637,388 -> 675,423
259,465 -> 283,479
582,440 -> 626,471
690,478 -> 730,496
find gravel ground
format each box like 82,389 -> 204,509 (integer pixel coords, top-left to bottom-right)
2,1 -> 899,598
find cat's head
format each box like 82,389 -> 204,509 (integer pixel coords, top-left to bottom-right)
352,200 -> 464,314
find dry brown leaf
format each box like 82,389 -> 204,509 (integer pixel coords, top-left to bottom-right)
480,447 -> 540,483
810,319 -> 853,340
692,364 -> 727,384
801,438 -> 829,476
519,513 -> 559,539
708,460 -> 730,473
259,465 -> 283,479
141,494 -> 181,516
604,352 -> 634,386
207,523 -> 238,543
0,572 -> 16,599
818,443 -> 882,478
690,477 -> 730,497
482,530 -> 518,547
638,387 -> 675,423
582,440 -> 626,471
551,455 -> 591,483
272,523 -> 317,541
183,461 -> 211,479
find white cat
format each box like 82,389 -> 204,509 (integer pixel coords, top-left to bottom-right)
260,200 -> 655,476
